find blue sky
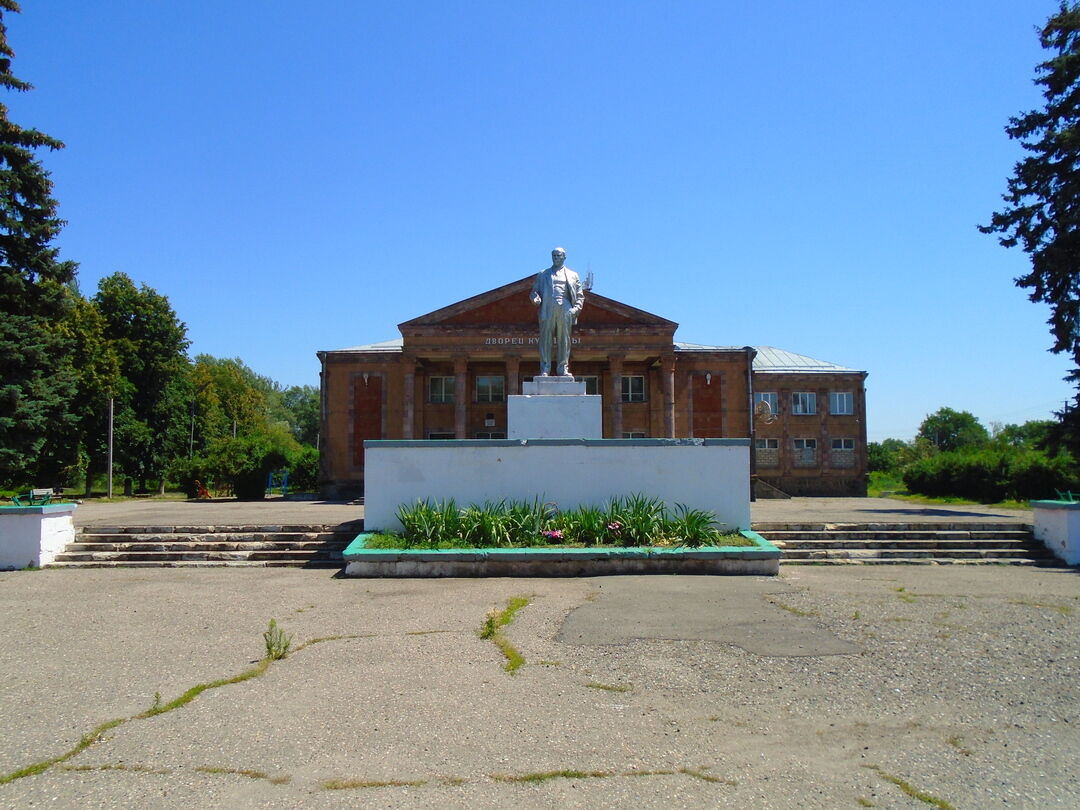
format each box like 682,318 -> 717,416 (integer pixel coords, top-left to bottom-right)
7,0 -> 1072,441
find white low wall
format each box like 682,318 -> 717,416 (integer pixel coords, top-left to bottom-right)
0,504 -> 77,569
1032,500 -> 1080,565
363,438 -> 750,533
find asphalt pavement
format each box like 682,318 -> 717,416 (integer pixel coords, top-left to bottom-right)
0,565 -> 1076,808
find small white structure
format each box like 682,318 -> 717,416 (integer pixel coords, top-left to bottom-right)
363,438 -> 751,533
507,377 -> 602,439
1031,499 -> 1080,565
0,503 -> 77,569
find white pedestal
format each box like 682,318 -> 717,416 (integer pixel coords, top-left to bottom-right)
508,393 -> 602,439
1032,500 -> 1080,565
0,503 -> 77,569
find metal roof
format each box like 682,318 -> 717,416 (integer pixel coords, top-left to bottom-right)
328,338 -> 404,353
751,346 -> 860,373
324,338 -> 860,373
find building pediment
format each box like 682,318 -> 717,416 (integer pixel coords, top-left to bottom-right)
398,276 -> 678,336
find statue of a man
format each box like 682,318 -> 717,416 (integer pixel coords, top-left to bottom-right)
530,246 -> 584,377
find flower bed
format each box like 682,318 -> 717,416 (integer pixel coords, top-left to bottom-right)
371,495 -> 754,550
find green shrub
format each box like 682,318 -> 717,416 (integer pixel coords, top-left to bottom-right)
286,445 -> 319,492
903,447 -> 1077,502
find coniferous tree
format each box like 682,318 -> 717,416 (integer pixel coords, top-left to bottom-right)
982,2 -> 1080,385
0,1 -> 78,487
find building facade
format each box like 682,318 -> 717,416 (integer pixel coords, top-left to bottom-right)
317,276 -> 868,498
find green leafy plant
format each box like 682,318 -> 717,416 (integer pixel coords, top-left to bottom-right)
263,619 -> 292,660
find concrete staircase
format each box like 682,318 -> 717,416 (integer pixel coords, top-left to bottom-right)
754,521 -> 1058,565
47,522 -> 364,568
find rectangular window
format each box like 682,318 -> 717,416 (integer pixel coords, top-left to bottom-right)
756,437 -> 779,467
475,375 -> 505,403
428,376 -> 454,404
829,391 -> 854,415
427,432 -> 455,440
792,392 -> 817,415
575,375 -> 600,395
830,437 -> 855,468
793,438 -> 817,467
474,431 -> 506,439
621,431 -> 647,439
621,375 -> 646,402
754,392 -> 778,415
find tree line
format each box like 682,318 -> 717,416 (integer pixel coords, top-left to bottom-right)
0,3 -> 315,496
869,407 -> 1076,503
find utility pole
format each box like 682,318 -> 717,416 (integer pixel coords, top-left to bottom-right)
107,397 -> 114,499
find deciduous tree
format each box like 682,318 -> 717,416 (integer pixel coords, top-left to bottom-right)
917,407 -> 990,452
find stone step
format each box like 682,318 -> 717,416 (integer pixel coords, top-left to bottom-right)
753,522 -> 1031,533
52,549 -> 345,563
781,547 -> 1049,560
770,539 -> 1046,551
779,558 -> 1048,566
72,533 -> 353,545
62,540 -> 352,553
46,559 -> 344,569
77,527 -> 362,540
77,531 -> 356,542
759,530 -> 1034,542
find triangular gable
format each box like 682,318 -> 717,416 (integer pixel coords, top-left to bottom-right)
398,276 -> 678,333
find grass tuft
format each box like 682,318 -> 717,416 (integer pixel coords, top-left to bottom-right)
679,766 -> 737,785
584,681 -> 632,693
322,778 -> 427,790
491,769 -> 610,783
864,765 -> 955,809
479,596 -> 530,673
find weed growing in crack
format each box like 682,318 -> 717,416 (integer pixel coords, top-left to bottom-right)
584,681 -> 632,693
196,766 -> 291,784
863,764 -> 955,809
263,619 -> 292,660
0,627 -> 373,786
492,769 -> 610,783
479,596 -> 530,673
323,778 -> 427,790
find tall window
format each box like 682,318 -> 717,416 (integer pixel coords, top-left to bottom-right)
829,391 -> 853,415
792,392 -> 817,415
621,375 -> 646,402
754,392 -> 778,415
476,375 -> 505,403
428,376 -> 454,404
575,375 -> 599,395
793,438 -> 817,466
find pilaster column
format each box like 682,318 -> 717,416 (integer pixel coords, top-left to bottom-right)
609,354 -> 624,439
454,356 -> 468,439
505,355 -> 520,397
401,356 -> 415,439
661,354 -> 676,438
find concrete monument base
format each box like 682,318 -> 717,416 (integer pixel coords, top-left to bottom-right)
0,503 -> 77,569
508,381 -> 602,439
1031,499 -> 1080,565
362,438 -> 751,534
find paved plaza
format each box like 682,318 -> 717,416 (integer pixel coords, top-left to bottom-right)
69,495 -> 1035,529
0,557 -> 1076,808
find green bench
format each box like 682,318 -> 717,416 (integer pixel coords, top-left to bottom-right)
12,488 -> 56,506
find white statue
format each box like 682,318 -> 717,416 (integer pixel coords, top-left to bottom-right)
530,247 -> 584,377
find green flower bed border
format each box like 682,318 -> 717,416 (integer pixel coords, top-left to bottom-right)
342,530 -> 779,562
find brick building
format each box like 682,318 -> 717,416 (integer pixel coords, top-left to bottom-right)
317,276 -> 868,498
